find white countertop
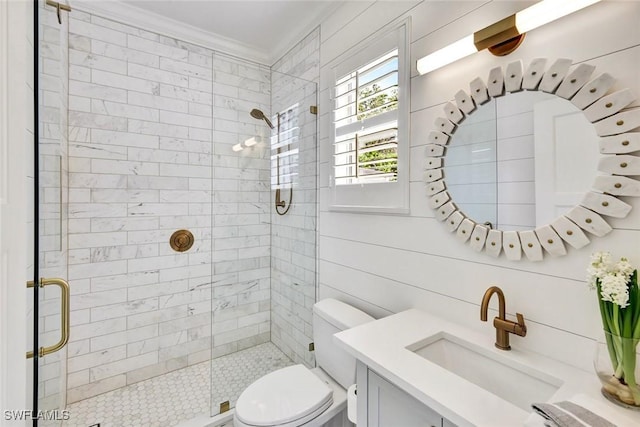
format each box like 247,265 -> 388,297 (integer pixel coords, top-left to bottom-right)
334,309 -> 640,427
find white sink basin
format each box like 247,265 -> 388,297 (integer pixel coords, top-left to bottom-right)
407,332 -> 563,411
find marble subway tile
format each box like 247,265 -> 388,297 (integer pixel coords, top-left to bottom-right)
70,49 -> 127,75
127,305 -> 186,329
67,374 -> 127,404
127,175 -> 189,190
70,142 -> 128,160
91,271 -> 160,292
90,216 -> 158,233
68,370 -> 90,389
68,345 -> 128,374
90,244 -> 158,263
68,260 -> 127,280
70,19 -> 127,46
69,65 -> 91,83
91,324 -> 158,353
92,100 -> 160,122
69,33 -> 91,52
126,336 -> 161,357
128,62 -> 189,88
91,159 -> 159,176
127,147 -> 189,164
158,264 -> 212,283
127,279 -> 189,301
72,289 -> 128,311
188,127 -> 212,142
189,77 -> 213,93
127,202 -> 189,217
91,129 -> 160,149
68,231 -> 127,249
159,163 -> 211,179
90,351 -> 158,382
91,297 -> 160,322
159,83 -> 212,104
159,137 -> 211,154
90,189 -> 159,203
128,119 -> 189,139
68,202 -> 127,218
159,57 -> 212,80
92,69 -> 159,95
127,34 -> 189,62
69,80 -> 127,103
159,110 -> 212,129
127,91 -> 188,113
91,39 -> 160,68
127,254 -> 189,274
69,111 -> 127,131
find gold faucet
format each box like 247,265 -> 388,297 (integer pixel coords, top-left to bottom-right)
480,286 -> 527,350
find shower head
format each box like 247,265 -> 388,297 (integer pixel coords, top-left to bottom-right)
250,108 -> 274,129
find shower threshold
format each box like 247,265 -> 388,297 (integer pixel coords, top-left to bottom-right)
62,342 -> 293,427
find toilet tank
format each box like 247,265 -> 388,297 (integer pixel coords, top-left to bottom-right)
313,299 -> 374,389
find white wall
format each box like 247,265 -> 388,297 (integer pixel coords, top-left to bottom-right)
0,0 -> 33,421
317,0 -> 640,373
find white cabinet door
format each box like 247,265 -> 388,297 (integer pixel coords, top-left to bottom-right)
367,370 -> 443,427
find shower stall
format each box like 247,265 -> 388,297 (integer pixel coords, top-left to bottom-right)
33,3 -> 319,426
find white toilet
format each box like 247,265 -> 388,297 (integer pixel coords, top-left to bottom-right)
233,299 -> 374,427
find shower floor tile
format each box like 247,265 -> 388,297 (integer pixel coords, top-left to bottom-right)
62,342 -> 293,427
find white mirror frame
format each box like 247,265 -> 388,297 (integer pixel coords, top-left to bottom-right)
425,58 -> 640,261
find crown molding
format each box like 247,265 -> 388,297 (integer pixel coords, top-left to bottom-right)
73,0 -> 271,65
268,1 -> 343,66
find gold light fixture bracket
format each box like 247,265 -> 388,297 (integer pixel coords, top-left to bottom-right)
474,14 -> 525,57
170,229 -> 194,252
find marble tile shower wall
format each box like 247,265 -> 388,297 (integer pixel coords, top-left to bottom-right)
64,11 -> 271,403
270,29 -> 320,367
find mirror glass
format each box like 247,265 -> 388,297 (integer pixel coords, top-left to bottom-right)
444,91 -> 600,231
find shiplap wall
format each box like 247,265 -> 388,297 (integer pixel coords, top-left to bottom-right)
317,0 -> 640,373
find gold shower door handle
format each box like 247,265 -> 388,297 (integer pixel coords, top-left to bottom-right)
26,278 -> 70,359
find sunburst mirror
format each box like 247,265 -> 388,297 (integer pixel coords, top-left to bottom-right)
425,58 -> 640,261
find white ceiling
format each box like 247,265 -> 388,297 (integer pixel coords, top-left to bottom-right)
120,0 -> 342,64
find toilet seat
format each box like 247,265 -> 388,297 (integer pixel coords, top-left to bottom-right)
234,364 -> 333,427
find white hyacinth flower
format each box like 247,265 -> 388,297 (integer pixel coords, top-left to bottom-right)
600,272 -> 630,308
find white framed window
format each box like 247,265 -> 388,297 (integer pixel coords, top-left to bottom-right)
329,20 -> 410,213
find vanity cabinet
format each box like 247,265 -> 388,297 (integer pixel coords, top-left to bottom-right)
358,362 -> 456,427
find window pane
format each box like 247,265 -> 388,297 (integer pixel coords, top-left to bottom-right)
359,55 -> 398,87
357,85 -> 398,121
333,47 -> 400,186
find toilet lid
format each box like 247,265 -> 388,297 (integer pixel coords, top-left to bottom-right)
235,364 -> 333,426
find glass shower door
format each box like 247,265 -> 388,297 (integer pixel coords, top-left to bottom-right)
209,70 -> 318,418
33,2 -> 70,425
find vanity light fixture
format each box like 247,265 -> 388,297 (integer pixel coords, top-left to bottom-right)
416,0 -> 601,75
